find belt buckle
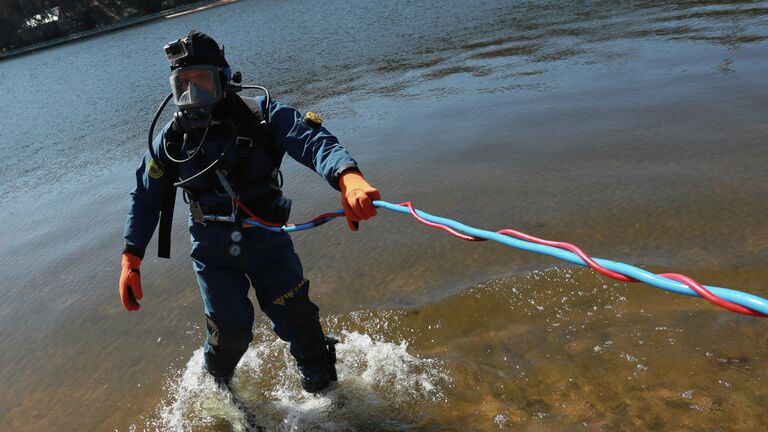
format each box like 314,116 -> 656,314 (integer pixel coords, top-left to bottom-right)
236,136 -> 253,148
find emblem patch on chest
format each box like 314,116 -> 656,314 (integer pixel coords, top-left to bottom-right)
303,111 -> 323,128
148,158 -> 165,179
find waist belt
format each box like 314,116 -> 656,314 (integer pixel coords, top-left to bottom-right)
189,200 -> 238,224
189,197 -> 291,226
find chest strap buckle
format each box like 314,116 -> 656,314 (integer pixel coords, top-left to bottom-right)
236,136 -> 253,148
190,201 -> 206,225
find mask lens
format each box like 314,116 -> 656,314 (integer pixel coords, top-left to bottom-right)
176,69 -> 216,94
169,65 -> 222,109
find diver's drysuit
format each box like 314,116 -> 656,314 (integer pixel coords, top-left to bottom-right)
124,91 -> 357,387
120,31 -> 378,391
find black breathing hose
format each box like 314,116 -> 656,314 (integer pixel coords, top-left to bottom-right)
146,84 -> 272,186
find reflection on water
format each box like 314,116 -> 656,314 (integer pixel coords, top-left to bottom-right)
2,0 -> 768,202
0,0 -> 767,431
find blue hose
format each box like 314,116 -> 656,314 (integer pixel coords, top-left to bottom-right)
243,212 -> 344,232
244,200 -> 768,316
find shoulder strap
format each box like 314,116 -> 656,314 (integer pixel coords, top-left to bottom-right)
221,95 -> 283,190
237,95 -> 282,168
241,96 -> 266,126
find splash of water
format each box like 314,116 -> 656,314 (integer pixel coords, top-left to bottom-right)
147,328 -> 450,431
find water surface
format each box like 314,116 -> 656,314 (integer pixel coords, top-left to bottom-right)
0,0 -> 767,430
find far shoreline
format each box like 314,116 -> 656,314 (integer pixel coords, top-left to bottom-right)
0,0 -> 239,61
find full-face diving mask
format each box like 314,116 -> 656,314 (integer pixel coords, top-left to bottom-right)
164,31 -> 230,130
149,31 -> 272,179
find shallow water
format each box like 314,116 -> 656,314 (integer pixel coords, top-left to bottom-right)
0,0 -> 767,430
143,268 -> 768,431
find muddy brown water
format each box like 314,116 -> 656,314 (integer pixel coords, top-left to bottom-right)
0,0 -> 767,430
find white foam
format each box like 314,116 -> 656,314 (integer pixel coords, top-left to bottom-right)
147,329 -> 450,431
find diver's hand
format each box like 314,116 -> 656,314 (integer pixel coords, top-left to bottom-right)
119,253 -> 143,311
339,171 -> 380,231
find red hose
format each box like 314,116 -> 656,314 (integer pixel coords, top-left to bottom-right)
237,198 -> 762,316
235,198 -> 344,228
395,202 -> 764,317
399,202 -> 482,241
660,273 -> 766,317
496,229 -> 635,282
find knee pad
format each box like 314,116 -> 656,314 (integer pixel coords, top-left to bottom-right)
205,315 -> 253,352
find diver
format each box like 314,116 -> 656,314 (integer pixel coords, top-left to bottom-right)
118,31 -> 379,392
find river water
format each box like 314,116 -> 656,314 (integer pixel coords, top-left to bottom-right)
1,0 -> 767,430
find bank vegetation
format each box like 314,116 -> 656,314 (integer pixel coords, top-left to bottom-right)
1,0 -> 206,52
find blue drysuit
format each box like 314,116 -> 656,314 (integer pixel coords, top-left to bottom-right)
123,95 -> 357,382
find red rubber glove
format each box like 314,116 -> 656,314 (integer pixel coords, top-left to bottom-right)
339,171 -> 380,231
119,253 -> 143,311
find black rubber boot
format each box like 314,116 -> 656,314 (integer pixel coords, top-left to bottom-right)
301,375 -> 330,393
299,334 -> 338,393
211,373 -> 234,391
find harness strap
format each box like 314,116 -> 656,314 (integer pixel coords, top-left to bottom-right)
157,94 -> 282,258
157,186 -> 177,258
232,96 -> 282,186
157,137 -> 181,259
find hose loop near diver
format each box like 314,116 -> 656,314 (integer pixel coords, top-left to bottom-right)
239,199 -> 768,317
147,84 -> 270,169
147,92 -> 174,165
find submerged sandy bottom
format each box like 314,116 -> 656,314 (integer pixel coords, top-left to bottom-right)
133,268 -> 767,431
